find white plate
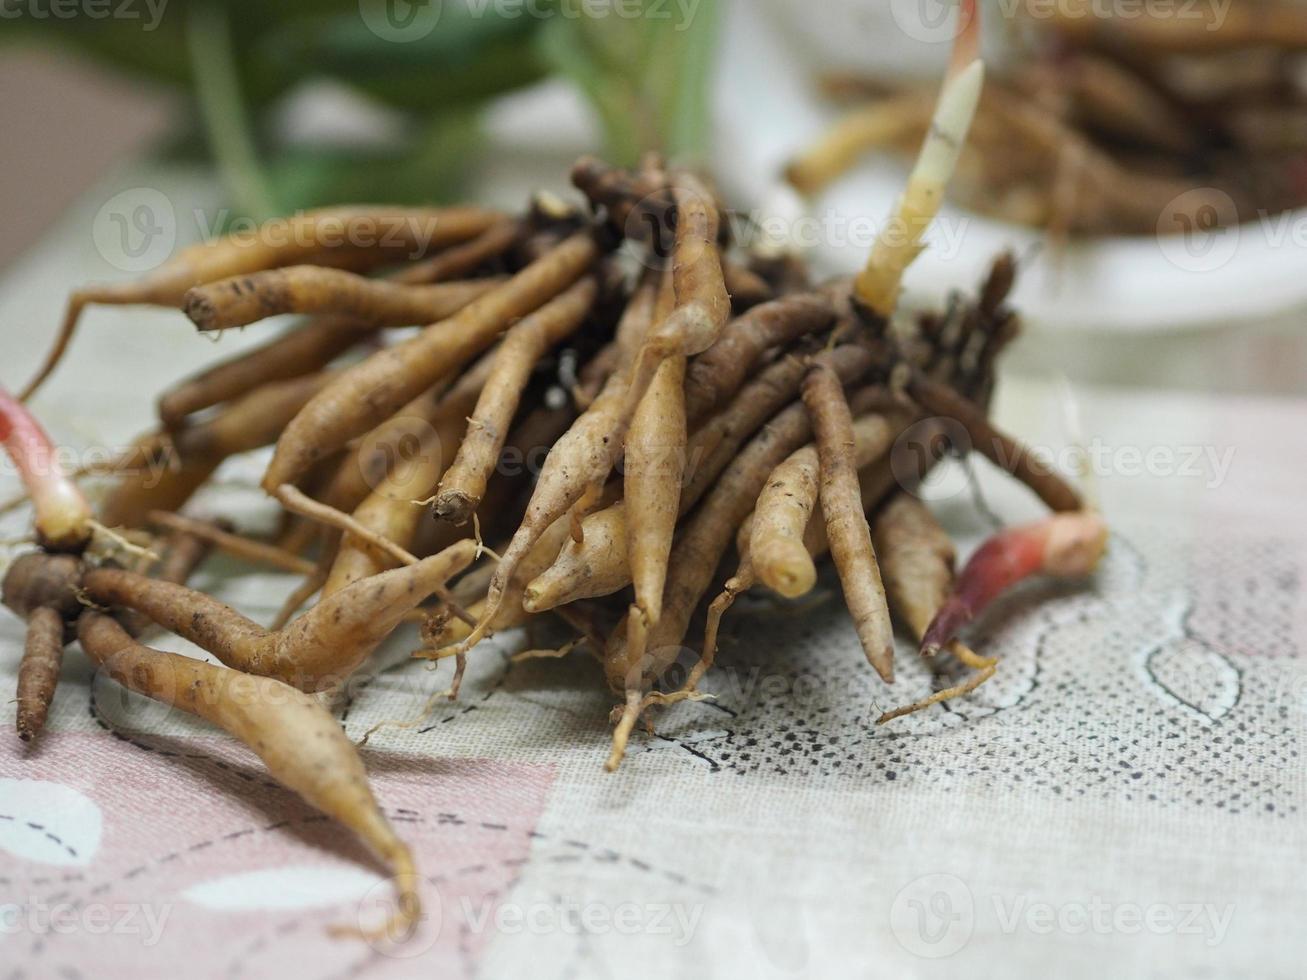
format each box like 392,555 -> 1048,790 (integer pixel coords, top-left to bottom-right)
713,0 -> 1307,334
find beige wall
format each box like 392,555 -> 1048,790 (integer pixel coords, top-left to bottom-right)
0,45 -> 173,269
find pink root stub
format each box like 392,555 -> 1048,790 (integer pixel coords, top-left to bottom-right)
0,386 -> 93,553
920,511 -> 1108,656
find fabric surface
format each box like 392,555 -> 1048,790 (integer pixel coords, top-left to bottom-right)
1,174 -> 1304,980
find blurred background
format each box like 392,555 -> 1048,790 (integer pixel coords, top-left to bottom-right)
2,0 -> 1305,394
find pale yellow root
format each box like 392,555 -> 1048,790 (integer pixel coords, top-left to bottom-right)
448,283 -> 656,659
871,493 -> 956,643
147,511 -> 316,575
416,501 -> 587,659
604,684 -> 718,772
88,520 -> 159,565
855,60 -> 985,318
752,408 -> 909,600
871,492 -> 999,722
83,540 -> 478,692
749,448 -> 821,599
522,347 -> 881,615
785,90 -> 934,195
356,675 -> 463,747
624,260 -> 683,661
512,640 -> 580,664
319,349 -> 496,517
433,275 -> 598,524
183,268 -> 503,332
76,610 -> 423,941
23,205 -> 503,401
802,366 -> 895,682
274,485 -> 419,568
614,175 -> 729,424
605,690 -> 643,772
689,562 -> 758,693
599,401 -> 821,772
262,232 -> 598,490
522,503 -> 630,612
271,556 -> 331,631
876,643 -> 997,724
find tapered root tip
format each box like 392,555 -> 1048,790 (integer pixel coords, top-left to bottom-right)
264,458 -> 311,497
569,155 -> 605,191
520,586 -> 544,614
329,888 -> 423,944
605,692 -> 641,772
182,289 -> 219,331
876,693 -> 925,726
782,160 -> 819,197
18,292 -> 90,401
765,561 -> 817,600
432,490 -> 475,526
603,735 -> 633,772
869,645 -> 895,685
17,690 -> 51,743
156,395 -> 186,429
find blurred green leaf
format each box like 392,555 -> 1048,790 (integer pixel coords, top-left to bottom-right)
537,0 -> 720,166
1,0 -> 722,214
264,110 -> 485,211
187,1 -> 277,220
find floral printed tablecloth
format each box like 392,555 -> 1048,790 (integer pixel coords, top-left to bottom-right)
2,173 -> 1305,980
